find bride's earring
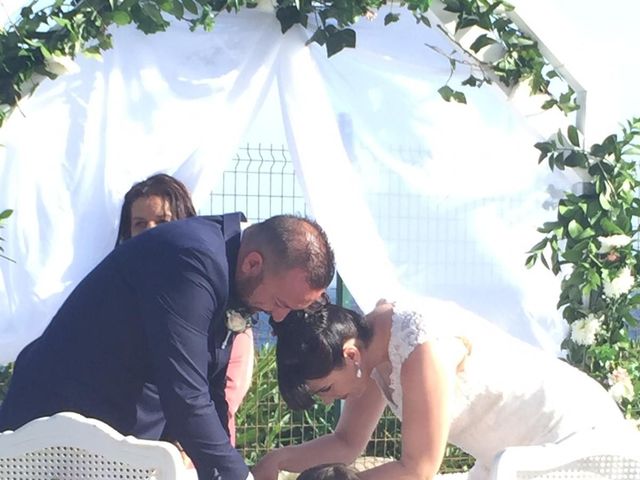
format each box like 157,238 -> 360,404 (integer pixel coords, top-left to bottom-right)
355,362 -> 362,379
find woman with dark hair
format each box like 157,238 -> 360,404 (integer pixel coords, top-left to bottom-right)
254,298 -> 632,480
115,173 -> 197,245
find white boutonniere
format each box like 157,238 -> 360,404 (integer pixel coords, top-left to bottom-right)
221,308 -> 253,349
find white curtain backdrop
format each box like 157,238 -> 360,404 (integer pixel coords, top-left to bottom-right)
280,11 -> 570,352
0,5 -> 574,362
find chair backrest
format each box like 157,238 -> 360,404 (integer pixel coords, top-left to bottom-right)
490,427 -> 640,480
0,411 -> 195,480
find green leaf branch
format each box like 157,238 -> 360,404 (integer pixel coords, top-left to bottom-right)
2,0 -> 579,127
528,118 -> 640,421
430,0 -> 579,112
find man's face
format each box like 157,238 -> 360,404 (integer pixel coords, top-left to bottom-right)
237,264 -> 324,322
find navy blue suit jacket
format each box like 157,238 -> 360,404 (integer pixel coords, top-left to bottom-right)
0,214 -> 249,480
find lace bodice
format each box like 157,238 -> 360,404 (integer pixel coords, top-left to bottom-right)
386,308 -> 432,418
371,299 -> 626,476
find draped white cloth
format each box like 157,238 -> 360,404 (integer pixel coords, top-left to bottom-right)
0,5 -> 573,362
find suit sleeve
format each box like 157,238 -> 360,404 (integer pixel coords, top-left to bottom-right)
131,244 -> 249,480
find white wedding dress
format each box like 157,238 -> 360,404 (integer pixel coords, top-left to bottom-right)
371,297 -> 627,479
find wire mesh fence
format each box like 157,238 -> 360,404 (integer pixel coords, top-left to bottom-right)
201,143 -> 475,473
204,144 -> 306,226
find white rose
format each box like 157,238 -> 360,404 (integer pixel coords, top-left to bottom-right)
570,314 -> 601,346
607,367 -> 635,403
602,267 -> 635,299
44,54 -> 80,77
598,234 -> 632,254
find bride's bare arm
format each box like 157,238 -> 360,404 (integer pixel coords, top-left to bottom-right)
358,339 -> 464,480
252,377 -> 387,480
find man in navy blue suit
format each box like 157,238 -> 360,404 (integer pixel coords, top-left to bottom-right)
0,213 -> 335,480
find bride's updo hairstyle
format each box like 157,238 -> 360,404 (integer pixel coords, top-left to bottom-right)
274,304 -> 373,410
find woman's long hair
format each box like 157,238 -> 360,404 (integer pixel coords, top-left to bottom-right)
115,173 -> 196,245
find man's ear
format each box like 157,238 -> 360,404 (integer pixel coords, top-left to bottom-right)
240,251 -> 264,276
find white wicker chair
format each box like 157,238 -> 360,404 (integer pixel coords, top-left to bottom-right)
0,411 -> 197,480
490,428 -> 640,480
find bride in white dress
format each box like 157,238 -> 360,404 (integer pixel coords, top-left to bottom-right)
252,298 -> 629,480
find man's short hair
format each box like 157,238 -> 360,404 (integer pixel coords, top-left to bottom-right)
243,214 -> 335,289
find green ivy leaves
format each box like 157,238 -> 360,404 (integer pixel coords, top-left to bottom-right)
529,118 -> 640,419
438,85 -> 466,103
235,344 -> 340,465
0,362 -> 15,401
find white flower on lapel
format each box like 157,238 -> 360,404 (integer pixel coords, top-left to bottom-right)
226,309 -> 251,333
221,308 -> 253,349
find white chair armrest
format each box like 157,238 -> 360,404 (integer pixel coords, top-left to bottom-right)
0,411 -> 194,480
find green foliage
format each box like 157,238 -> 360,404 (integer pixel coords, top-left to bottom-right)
1,0 -> 576,128
528,118 -> 640,421
427,0 -> 577,114
438,85 -> 466,104
291,0 -> 576,111
0,209 -> 14,262
235,344 -> 340,466
0,363 -> 14,403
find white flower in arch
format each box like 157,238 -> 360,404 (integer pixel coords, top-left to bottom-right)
603,267 -> 635,299
607,367 -> 634,403
570,314 -> 602,346
597,234 -> 632,254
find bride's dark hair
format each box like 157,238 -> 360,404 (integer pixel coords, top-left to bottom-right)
274,304 -> 373,410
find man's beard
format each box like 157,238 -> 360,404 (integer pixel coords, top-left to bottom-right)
235,270 -> 263,311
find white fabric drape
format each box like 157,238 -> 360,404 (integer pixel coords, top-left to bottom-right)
0,5 -> 571,362
0,8 -> 282,361
281,11 -> 570,352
